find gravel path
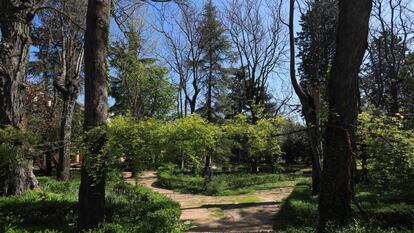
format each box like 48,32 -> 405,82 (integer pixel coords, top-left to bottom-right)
127,171 -> 293,232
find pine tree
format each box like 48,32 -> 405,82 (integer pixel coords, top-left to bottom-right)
109,24 -> 176,120
198,0 -> 231,122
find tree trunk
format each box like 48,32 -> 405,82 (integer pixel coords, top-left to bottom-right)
45,151 -> 53,176
206,70 -> 213,121
78,0 -> 110,230
57,96 -> 76,181
0,0 -> 39,196
318,0 -> 372,231
203,153 -> 212,178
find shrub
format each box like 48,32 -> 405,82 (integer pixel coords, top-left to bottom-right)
358,112 -> 414,199
0,176 -> 181,233
157,165 -> 302,195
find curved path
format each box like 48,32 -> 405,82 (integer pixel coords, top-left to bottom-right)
128,171 -> 293,232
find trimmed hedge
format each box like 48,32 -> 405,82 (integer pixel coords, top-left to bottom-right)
0,176 -> 181,233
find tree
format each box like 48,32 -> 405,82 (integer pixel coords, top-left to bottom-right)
400,52 -> 414,126
223,0 -> 287,122
361,32 -> 408,115
288,0 -> 338,195
0,0 -> 51,195
157,3 -> 204,115
78,0 -> 110,229
31,0 -> 86,181
318,0 -> 372,231
197,0 -> 231,122
110,23 -> 176,120
361,0 -> 413,116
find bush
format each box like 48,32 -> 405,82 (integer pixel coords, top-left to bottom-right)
358,112 -> 414,199
105,114 -> 286,176
0,176 -> 181,233
0,126 -> 38,193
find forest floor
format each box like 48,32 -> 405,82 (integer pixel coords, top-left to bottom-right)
127,171 -> 293,232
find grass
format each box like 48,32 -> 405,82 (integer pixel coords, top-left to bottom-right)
157,166 -> 306,196
275,180 -> 414,233
209,208 -> 226,219
0,175 -> 181,233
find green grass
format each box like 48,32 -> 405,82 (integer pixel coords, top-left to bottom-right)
275,180 -> 414,233
0,175 -> 181,233
157,167 -> 306,196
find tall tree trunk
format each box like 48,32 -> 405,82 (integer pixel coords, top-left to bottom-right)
0,0 -> 39,196
78,0 -> 110,230
57,96 -> 76,181
318,0 -> 372,231
206,71 -> 213,121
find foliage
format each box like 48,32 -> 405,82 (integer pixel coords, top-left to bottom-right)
196,0 -> 232,120
110,23 -> 176,120
223,114 -> 286,172
107,116 -> 164,175
162,115 -> 223,173
358,112 -> 414,199
0,127 -> 38,186
296,0 -> 337,100
157,165 -> 303,196
0,176 -> 181,233
280,121 -> 310,164
99,114 -> 286,178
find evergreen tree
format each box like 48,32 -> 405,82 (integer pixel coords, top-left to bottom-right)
197,0 -> 231,122
110,24 -> 176,120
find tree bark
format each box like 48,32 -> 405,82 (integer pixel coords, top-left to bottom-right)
57,96 -> 76,181
318,0 -> 372,231
78,0 -> 110,230
0,0 -> 40,196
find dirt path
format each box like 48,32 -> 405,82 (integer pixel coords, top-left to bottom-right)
128,171 -> 293,232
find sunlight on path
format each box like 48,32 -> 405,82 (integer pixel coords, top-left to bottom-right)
127,171 -> 293,233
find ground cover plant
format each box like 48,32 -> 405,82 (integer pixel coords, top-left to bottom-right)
276,181 -> 414,233
157,164 -> 306,196
0,175 -> 181,233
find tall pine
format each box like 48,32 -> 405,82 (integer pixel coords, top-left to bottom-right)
198,0 -> 231,122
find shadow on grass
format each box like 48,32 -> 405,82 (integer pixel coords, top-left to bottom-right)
273,182 -> 414,232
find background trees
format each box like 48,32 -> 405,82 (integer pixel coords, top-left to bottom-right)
31,0 -> 86,181
110,24 -> 175,120
223,0 -> 288,121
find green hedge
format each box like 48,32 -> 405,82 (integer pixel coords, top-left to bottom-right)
0,177 -> 181,233
157,165 -> 303,196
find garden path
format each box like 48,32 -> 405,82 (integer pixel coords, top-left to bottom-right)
127,171 -> 293,233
